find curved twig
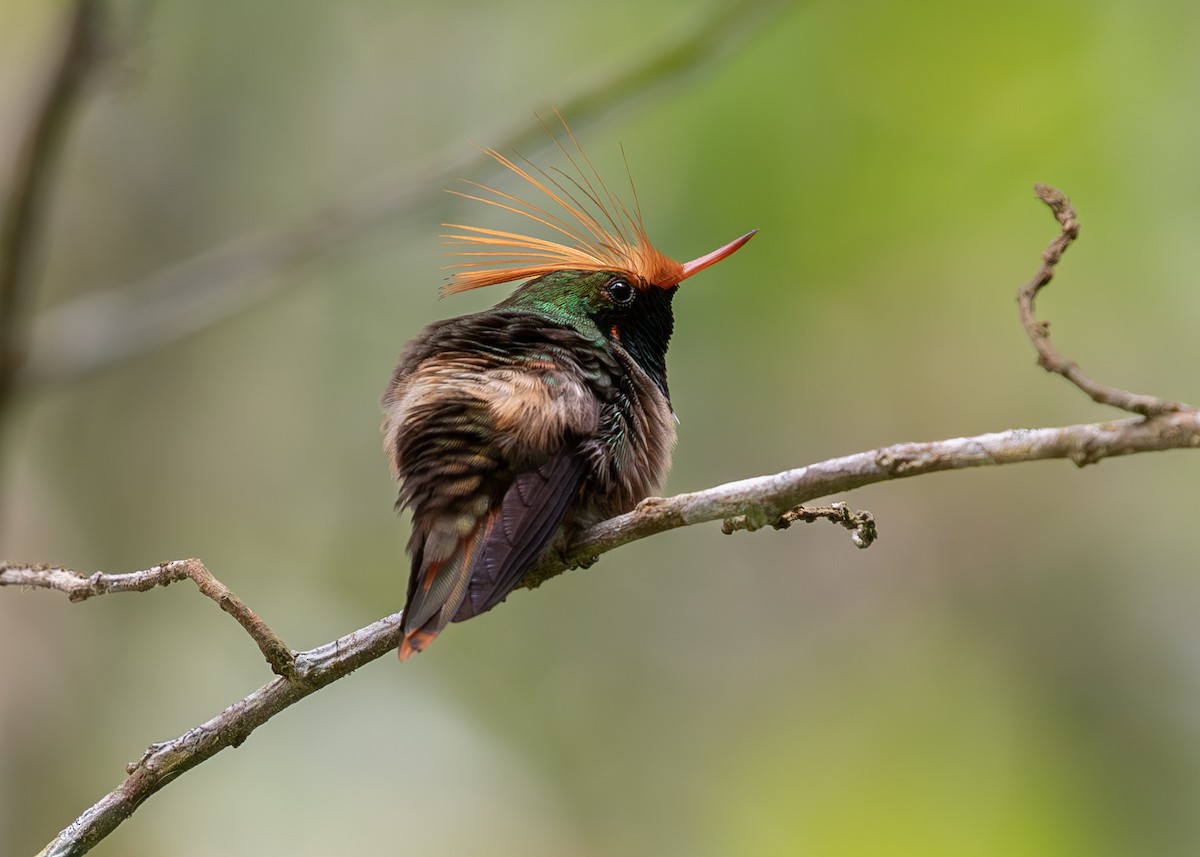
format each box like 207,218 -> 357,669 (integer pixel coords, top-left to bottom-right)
1017,184 -> 1190,416
720,501 -> 878,548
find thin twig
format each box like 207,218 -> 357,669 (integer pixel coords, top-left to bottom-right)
0,0 -> 106,418
1017,184 -> 1190,417
19,0 -> 792,388
1,558 -> 295,677
721,501 -> 878,548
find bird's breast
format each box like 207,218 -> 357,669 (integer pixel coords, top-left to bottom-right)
580,345 -> 678,520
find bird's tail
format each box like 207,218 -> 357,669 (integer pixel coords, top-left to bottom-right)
397,451 -> 585,660
398,512 -> 496,661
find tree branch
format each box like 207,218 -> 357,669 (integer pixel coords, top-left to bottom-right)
519,409 -> 1200,588
7,185 -> 1200,856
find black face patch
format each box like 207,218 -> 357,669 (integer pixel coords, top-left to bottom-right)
595,284 -> 677,400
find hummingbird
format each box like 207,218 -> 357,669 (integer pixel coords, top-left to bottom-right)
382,123 -> 755,660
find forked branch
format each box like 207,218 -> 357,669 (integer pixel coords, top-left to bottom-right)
1,559 -> 295,677
4,186 -> 1199,857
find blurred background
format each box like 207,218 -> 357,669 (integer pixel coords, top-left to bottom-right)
2,0 -> 1199,854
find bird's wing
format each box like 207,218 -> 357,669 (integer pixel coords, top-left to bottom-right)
460,449 -> 586,619
399,450 -> 586,661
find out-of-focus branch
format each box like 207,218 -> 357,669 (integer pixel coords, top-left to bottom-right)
0,0 -> 107,418
9,186 -> 1200,855
19,0 -> 793,388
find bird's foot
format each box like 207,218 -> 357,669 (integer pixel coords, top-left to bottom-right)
556,546 -> 599,570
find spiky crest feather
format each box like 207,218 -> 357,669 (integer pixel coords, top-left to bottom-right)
441,117 -> 684,295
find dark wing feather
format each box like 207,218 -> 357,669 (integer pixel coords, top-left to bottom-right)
399,450 -> 585,660
456,450 -> 587,621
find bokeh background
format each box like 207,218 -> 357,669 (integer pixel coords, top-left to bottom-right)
3,1 -> 1199,854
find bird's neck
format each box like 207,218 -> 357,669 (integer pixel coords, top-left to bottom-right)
499,275 -> 677,401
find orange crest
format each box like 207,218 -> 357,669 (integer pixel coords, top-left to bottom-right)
441,116 -> 684,295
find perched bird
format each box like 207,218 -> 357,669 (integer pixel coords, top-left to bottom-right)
382,122 -> 754,660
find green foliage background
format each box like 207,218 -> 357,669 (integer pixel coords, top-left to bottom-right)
3,1 -> 1199,854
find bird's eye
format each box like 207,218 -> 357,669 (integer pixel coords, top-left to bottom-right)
607,278 -> 635,305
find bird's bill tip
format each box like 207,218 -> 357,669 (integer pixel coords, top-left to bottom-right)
678,229 -> 758,282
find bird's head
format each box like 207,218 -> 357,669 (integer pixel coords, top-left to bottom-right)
439,114 -> 755,393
